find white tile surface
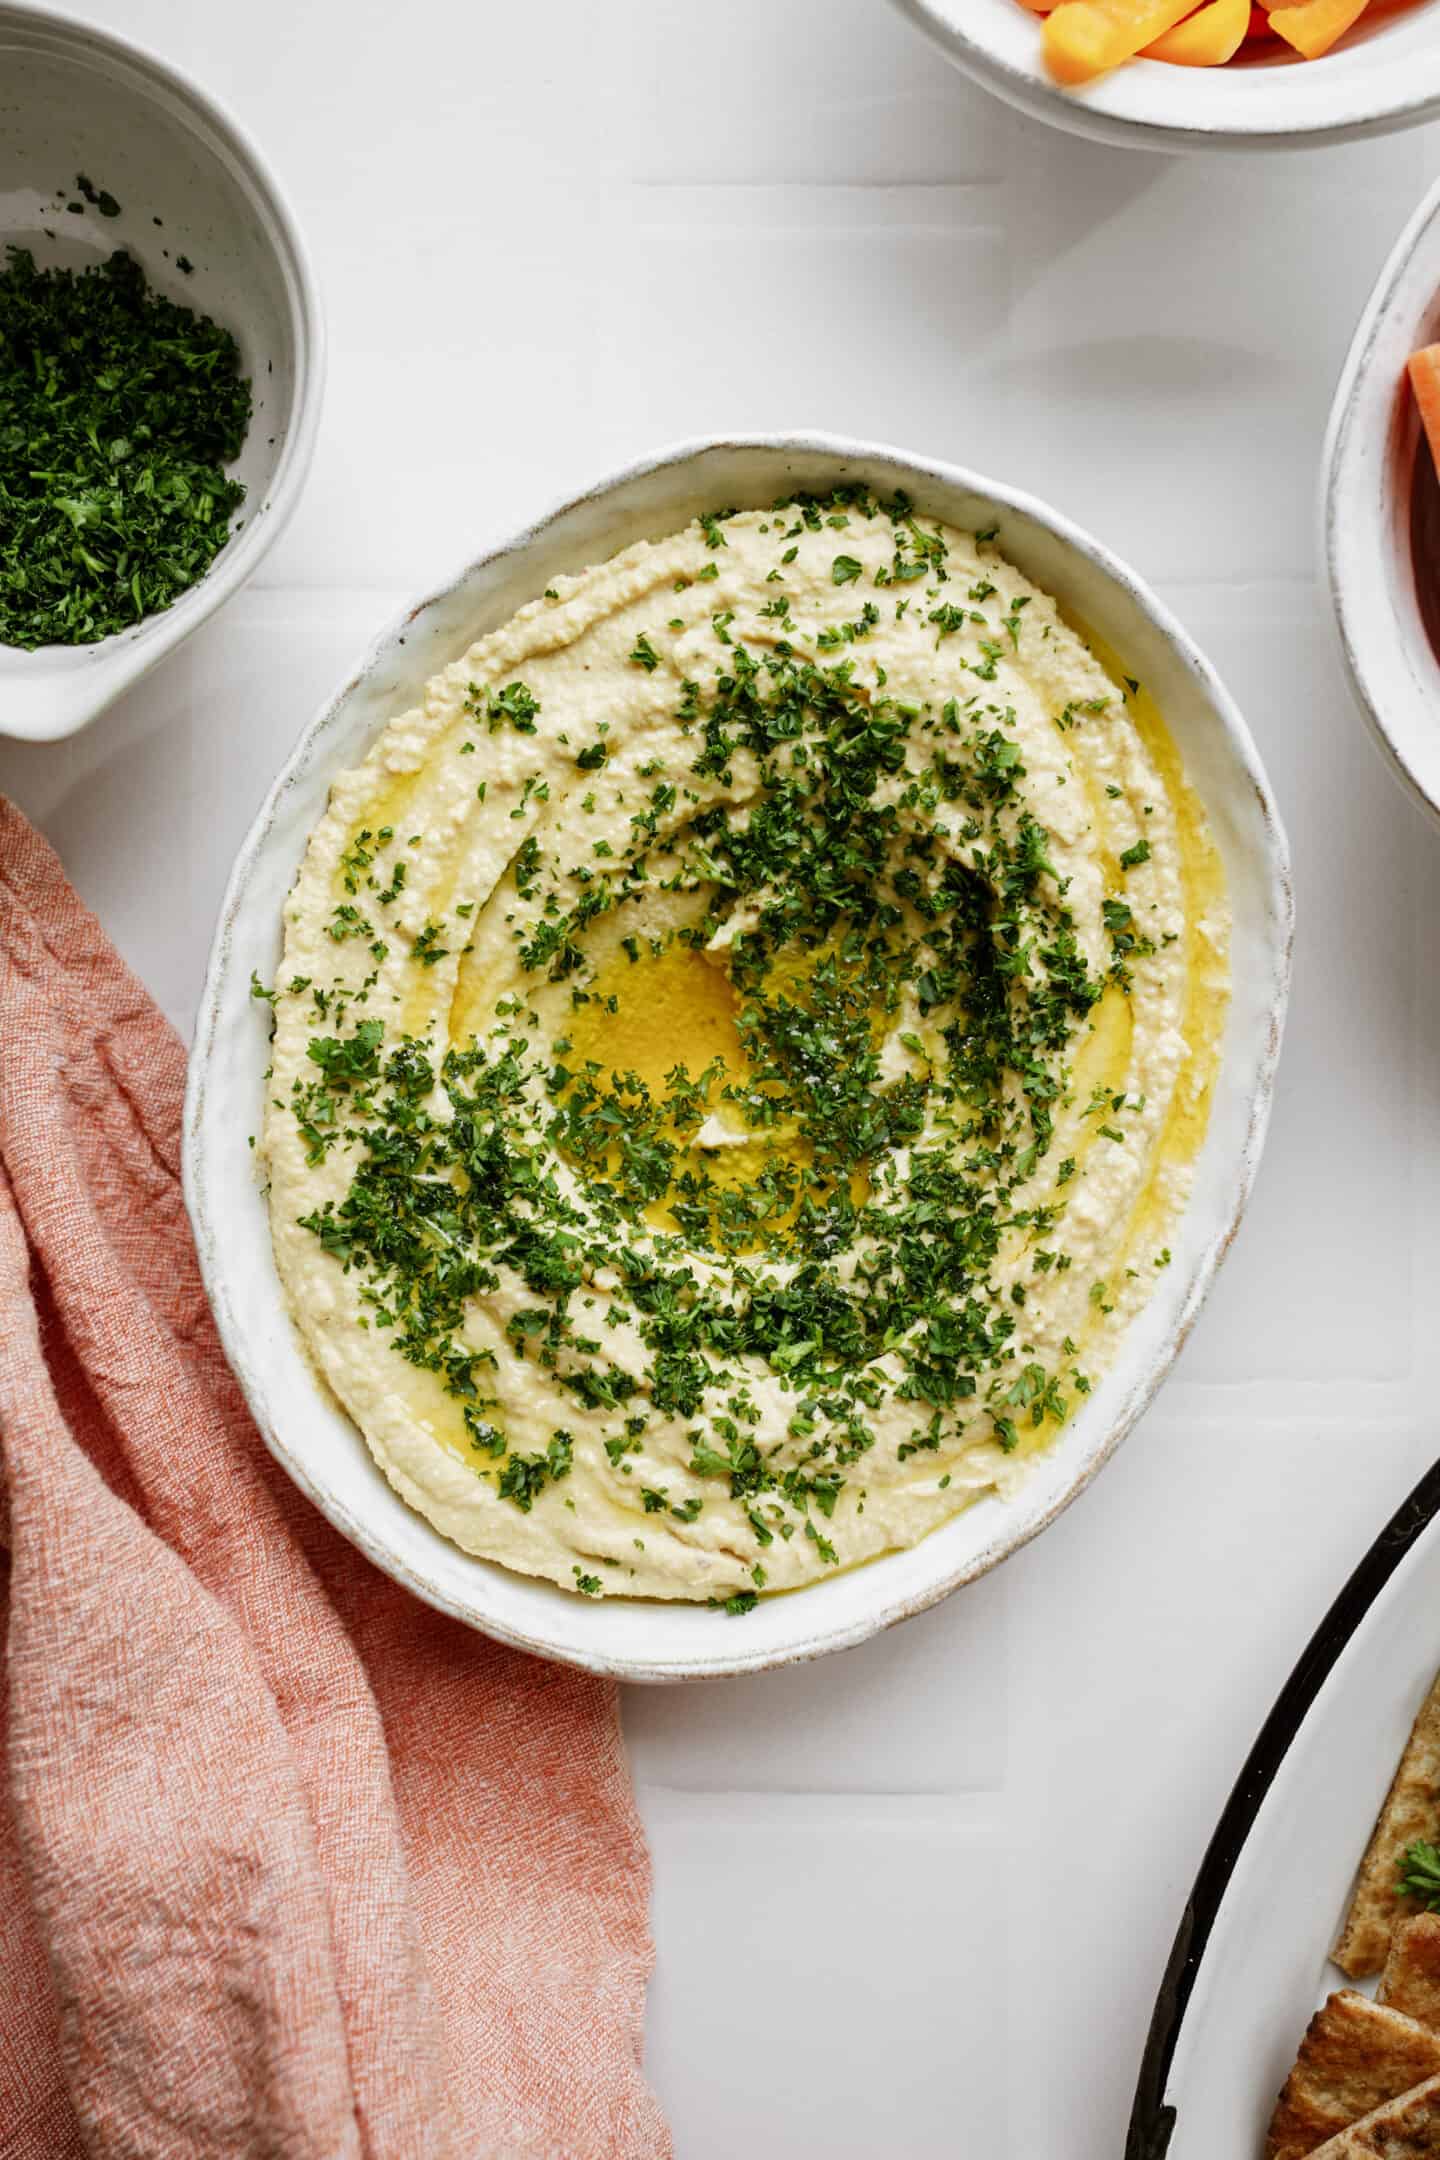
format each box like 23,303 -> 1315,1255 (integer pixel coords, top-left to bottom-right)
5,6 -> 1440,2152
626,1567 -> 1009,1796
645,1797 -> 1011,2157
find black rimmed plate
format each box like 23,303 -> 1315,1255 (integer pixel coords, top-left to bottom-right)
1129,1459 -> 1440,2159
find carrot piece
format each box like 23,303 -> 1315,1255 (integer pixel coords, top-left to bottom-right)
1266,0 -> 1371,56
1043,0 -> 1198,78
1410,348 -> 1440,485
1015,0 -> 1056,12
1146,0 -> 1249,59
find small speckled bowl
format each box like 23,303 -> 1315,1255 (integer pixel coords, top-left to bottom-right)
888,0 -> 1440,154
0,2 -> 323,741
184,435 -> 1293,1683
1325,175 -> 1440,829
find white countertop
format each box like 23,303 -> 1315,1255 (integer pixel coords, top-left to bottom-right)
6,6 -> 1440,2151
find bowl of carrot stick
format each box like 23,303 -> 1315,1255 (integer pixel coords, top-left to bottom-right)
1325,178 -> 1440,831
888,0 -> 1440,149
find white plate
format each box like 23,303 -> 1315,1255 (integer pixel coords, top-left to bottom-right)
0,3 -> 324,741
890,0 -> 1440,154
1131,1458 -> 1440,2156
183,432 -> 1292,1683
1326,174 -> 1440,834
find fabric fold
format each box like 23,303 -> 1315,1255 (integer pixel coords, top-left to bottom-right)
0,796 -> 668,2160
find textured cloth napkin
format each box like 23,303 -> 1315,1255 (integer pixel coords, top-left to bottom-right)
0,797 -> 669,2160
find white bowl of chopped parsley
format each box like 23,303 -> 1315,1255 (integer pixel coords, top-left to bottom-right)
0,4 -> 323,740
185,434 -> 1293,1681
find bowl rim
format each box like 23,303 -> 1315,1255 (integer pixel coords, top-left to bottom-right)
0,0 -> 327,737
889,0 -> 1440,152
1324,172 -> 1440,832
183,429 -> 1293,1681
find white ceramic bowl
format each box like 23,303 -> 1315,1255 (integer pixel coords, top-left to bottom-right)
890,0 -> 1440,153
1325,175 -> 1440,830
0,3 -> 323,742
184,434 -> 1292,1683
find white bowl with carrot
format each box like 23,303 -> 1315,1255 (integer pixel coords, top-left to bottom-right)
1325,178 -> 1440,832
888,0 -> 1440,149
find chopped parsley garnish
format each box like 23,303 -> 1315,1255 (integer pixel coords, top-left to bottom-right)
276,489 -> 1171,1607
1398,1840 -> 1440,1910
468,680 -> 540,732
0,246 -> 251,648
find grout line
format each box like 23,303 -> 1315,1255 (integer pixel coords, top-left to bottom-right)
628,175 -> 1006,194
630,1786 -> 1005,1829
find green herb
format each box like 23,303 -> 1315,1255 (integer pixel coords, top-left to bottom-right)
1398,1840 -> 1440,1910
306,1022 -> 383,1084
0,246 -> 251,647
75,174 -> 122,219
410,922 -> 449,968
497,1430 -> 575,1513
468,680 -> 539,732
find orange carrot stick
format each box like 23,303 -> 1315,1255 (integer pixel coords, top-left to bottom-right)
1022,0 -> 1424,68
1146,0 -> 1249,60
1410,348 -> 1440,484
1267,0 -> 1371,56
1043,0 -> 1198,78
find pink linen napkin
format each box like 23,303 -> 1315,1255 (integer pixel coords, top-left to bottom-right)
0,797 -> 670,2160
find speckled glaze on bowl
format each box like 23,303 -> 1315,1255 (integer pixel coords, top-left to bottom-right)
889,0 -> 1440,154
1325,175 -> 1440,831
183,434 -> 1293,1683
0,2 -> 324,742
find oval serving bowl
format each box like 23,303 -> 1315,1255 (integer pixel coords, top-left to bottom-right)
0,2 -> 324,743
1325,173 -> 1440,832
888,0 -> 1440,154
183,434 -> 1292,1683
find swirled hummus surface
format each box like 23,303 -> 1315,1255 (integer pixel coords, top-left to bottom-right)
260,493 -> 1229,1608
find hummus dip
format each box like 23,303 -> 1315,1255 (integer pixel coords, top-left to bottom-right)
261,493 -> 1229,1607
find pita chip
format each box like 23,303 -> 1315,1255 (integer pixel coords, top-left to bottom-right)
1265,1991 -> 1440,2158
1335,1670 -> 1440,1979
1380,1916 -> 1440,2033
1302,2073 -> 1440,2156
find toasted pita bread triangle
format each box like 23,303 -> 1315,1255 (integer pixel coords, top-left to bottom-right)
1265,1991 -> 1440,2157
1303,2072 -> 1440,2156
1380,1916 -> 1440,2032
1335,1668 -> 1440,1979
